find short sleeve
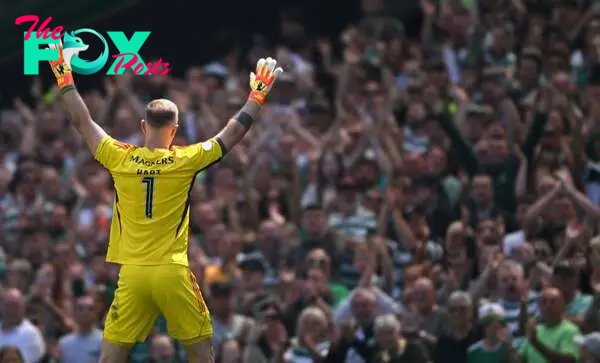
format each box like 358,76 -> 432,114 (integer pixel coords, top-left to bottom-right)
183,137 -> 225,171
94,136 -> 133,171
558,325 -> 581,359
519,338 -> 530,357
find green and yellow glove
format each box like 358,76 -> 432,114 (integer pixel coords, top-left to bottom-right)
248,57 -> 283,105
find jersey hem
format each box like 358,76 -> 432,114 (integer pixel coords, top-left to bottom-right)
106,260 -> 189,267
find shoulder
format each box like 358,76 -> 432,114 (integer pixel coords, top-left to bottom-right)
58,333 -> 77,346
579,293 -> 594,304
91,329 -> 103,341
98,136 -> 136,153
16,320 -> 43,338
560,320 -> 581,334
405,340 -> 429,359
526,290 -> 540,302
467,340 -> 484,353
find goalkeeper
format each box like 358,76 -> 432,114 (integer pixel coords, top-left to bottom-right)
46,40 -> 282,363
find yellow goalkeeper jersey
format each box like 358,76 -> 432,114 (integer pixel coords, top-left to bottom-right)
94,135 -> 223,266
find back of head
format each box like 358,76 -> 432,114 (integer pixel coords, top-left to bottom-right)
145,99 -> 179,128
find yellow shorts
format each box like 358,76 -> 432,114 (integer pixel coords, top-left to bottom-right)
103,264 -> 212,344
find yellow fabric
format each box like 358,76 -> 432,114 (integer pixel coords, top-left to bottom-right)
103,265 -> 212,343
94,135 -> 223,266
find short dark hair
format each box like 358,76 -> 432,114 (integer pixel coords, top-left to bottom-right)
553,261 -> 578,279
145,99 -> 178,128
303,203 -> 323,212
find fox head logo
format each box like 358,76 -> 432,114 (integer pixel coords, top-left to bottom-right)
62,32 -> 89,71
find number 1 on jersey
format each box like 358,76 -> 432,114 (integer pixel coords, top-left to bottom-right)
141,176 -> 155,218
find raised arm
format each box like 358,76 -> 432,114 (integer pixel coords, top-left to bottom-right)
215,58 -> 283,152
47,42 -> 107,153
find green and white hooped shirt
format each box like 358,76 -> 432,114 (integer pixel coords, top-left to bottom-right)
283,339 -> 330,363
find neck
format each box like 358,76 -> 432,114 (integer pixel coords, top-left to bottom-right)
419,304 -> 435,316
2,319 -> 21,331
564,291 -> 576,303
453,323 -> 472,337
340,204 -> 357,216
144,135 -> 170,150
544,317 -> 562,327
215,312 -> 232,324
483,336 -> 499,347
503,293 -> 522,303
475,201 -> 491,210
77,325 -> 94,335
19,193 -> 36,205
265,330 -> 280,343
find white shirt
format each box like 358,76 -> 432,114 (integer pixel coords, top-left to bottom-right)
0,319 -> 45,363
502,230 -> 525,256
57,329 -> 102,363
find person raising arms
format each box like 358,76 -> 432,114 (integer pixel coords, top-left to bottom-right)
46,40 -> 282,363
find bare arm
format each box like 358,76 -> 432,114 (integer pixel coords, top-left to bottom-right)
214,58 -> 282,151
566,184 -> 600,220
514,150 -> 528,199
60,88 -> 108,153
215,100 -> 261,152
46,42 -> 109,153
524,183 -> 562,225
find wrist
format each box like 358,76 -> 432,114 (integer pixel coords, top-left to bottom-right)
248,90 -> 266,105
56,73 -> 75,91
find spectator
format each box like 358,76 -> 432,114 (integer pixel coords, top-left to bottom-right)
409,277 -> 447,337
209,282 -> 255,354
433,291 -> 481,363
0,289 -> 45,363
283,307 -> 330,362
520,287 -> 580,363
466,303 -> 517,363
149,335 -> 176,363
494,260 -> 538,344
372,314 -> 429,363
55,296 -> 102,363
238,252 -> 271,316
5,260 -> 32,295
243,301 -> 289,363
552,261 -> 593,326
10,0 -> 600,362
576,332 -> 600,363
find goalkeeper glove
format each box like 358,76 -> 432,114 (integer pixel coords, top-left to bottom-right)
47,40 -> 74,91
248,57 -> 283,105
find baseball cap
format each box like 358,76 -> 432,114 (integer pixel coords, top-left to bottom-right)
239,252 -> 268,273
209,281 -> 234,297
575,332 -> 600,359
203,62 -> 228,80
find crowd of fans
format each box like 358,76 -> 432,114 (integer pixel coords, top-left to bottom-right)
6,0 -> 600,362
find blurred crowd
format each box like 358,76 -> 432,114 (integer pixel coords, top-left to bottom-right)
6,0 -> 600,362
